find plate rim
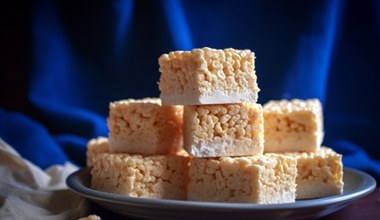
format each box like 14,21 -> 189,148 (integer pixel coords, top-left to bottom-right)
66,167 -> 377,211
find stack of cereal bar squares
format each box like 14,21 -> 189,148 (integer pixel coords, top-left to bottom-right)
87,47 -> 343,204
158,48 -> 297,203
263,99 -> 343,199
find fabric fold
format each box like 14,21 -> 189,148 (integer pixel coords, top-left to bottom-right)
0,139 -> 87,220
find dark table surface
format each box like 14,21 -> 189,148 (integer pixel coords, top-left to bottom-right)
320,186 -> 379,220
87,187 -> 379,219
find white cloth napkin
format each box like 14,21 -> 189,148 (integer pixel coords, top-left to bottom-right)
0,139 -> 89,220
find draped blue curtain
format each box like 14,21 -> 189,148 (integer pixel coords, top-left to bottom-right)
1,0 -> 379,178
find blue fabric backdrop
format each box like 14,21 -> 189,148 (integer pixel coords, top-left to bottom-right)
1,0 -> 380,179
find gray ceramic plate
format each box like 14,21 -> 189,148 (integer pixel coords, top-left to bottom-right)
67,168 -> 376,220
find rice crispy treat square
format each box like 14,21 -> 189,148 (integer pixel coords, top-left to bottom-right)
184,103 -> 264,157
188,154 -> 297,203
107,98 -> 183,155
158,47 -> 260,105
285,147 -> 344,199
91,153 -> 189,200
264,99 -> 323,153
